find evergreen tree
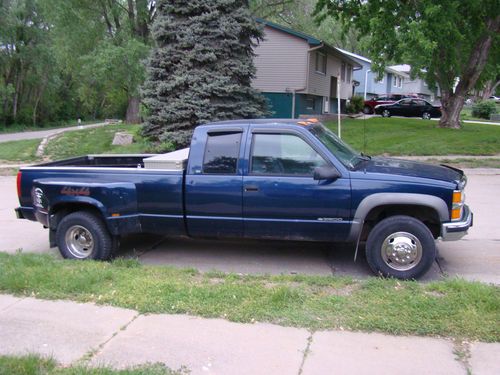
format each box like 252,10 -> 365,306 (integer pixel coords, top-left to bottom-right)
142,0 -> 269,147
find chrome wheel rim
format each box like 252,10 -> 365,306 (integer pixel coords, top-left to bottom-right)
65,225 -> 94,258
423,112 -> 430,119
382,110 -> 390,117
381,231 -> 422,271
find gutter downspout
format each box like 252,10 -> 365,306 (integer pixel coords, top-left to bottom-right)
290,44 -> 325,119
364,69 -> 371,100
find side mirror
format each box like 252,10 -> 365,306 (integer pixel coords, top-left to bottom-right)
313,166 -> 341,181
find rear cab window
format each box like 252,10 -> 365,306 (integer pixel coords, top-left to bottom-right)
203,132 -> 242,174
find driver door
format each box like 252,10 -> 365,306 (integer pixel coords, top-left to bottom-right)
242,130 -> 352,242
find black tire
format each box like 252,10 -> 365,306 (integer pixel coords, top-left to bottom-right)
382,109 -> 391,118
56,211 -> 113,260
365,215 -> 436,280
363,106 -> 372,114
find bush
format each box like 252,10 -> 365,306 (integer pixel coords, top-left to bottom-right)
471,100 -> 497,119
346,95 -> 364,114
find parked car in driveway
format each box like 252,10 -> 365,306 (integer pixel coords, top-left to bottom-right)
489,96 -> 500,103
375,98 -> 441,119
363,94 -> 419,114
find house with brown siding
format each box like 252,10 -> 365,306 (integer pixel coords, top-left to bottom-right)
252,19 -> 361,118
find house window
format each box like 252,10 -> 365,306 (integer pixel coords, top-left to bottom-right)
341,62 -> 346,82
398,76 -> 403,88
305,97 -> 315,110
393,76 -> 398,87
315,52 -> 326,74
346,64 -> 352,83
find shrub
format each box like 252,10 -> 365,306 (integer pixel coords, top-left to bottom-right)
346,95 -> 364,114
471,100 -> 497,119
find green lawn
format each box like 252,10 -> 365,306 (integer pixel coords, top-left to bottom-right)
460,104 -> 499,122
0,139 -> 41,163
44,124 -> 150,160
326,117 -> 500,156
0,354 -> 180,375
1,253 -> 499,342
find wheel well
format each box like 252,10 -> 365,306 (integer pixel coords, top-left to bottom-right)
361,204 -> 441,239
49,203 -> 104,230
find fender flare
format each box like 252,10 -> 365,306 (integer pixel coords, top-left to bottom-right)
348,193 -> 449,241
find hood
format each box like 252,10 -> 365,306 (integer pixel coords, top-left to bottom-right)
361,157 -> 463,184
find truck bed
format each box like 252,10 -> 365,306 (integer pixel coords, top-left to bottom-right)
37,154 -> 155,168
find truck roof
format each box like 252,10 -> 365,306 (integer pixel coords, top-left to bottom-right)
200,118 -> 321,128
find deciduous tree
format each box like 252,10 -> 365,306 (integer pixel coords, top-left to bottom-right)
315,0 -> 500,128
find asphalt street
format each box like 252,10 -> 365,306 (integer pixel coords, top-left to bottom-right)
1,169 -> 499,283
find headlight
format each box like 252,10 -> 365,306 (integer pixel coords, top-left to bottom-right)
451,190 -> 465,221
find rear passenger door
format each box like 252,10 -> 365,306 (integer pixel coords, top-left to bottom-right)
185,129 -> 244,238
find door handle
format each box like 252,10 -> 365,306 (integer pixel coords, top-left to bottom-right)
244,185 -> 259,192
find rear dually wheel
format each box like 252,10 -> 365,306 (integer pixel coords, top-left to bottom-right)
56,211 -> 114,260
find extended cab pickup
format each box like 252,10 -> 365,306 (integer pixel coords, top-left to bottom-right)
15,119 -> 473,279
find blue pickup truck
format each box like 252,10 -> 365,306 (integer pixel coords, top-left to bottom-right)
16,119 -> 472,279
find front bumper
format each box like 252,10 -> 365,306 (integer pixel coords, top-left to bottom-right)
441,205 -> 473,241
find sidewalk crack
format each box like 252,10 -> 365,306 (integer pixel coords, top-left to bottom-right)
75,313 -> 140,366
298,332 -> 314,375
453,338 -> 472,374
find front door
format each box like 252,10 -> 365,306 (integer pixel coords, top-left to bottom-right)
242,131 -> 352,242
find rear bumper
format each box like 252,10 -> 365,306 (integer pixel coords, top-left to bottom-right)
15,207 -> 25,219
441,205 -> 473,241
15,207 -> 36,221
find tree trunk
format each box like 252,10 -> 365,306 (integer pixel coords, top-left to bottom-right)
481,79 -> 500,100
126,96 -> 141,123
12,69 -> 23,121
438,93 -> 464,129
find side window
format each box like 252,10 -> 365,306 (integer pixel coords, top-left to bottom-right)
251,133 -> 328,176
203,132 -> 241,174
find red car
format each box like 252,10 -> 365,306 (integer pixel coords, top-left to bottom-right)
363,94 -> 419,114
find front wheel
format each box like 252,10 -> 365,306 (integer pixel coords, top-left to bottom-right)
365,215 -> 436,279
382,109 -> 391,117
422,112 -> 431,120
56,211 -> 114,260
363,106 -> 372,114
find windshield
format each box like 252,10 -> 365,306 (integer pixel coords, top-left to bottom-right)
309,124 -> 366,169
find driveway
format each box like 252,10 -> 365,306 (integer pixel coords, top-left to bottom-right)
1,169 -> 499,283
0,122 -> 108,143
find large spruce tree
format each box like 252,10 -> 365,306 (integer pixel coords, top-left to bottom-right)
142,0 -> 268,147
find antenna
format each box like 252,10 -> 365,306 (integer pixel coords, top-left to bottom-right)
363,113 -> 367,154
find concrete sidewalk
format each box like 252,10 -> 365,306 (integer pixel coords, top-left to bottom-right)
0,294 -> 499,374
0,122 -> 109,143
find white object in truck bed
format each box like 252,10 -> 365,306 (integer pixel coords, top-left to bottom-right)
143,148 -> 190,170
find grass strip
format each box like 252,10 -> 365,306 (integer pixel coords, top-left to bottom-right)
0,139 -> 41,163
0,253 -> 498,342
327,117 -> 500,156
0,354 -> 182,375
